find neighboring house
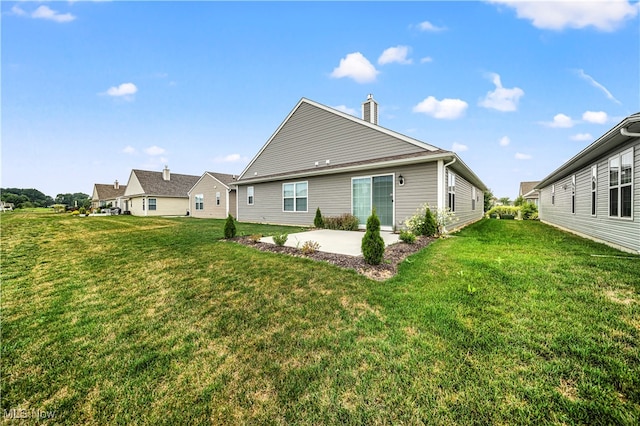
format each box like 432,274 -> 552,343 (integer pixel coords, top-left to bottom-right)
188,172 -> 238,219
234,95 -> 487,231
123,166 -> 200,216
519,181 -> 540,206
1,202 -> 14,211
537,113 -> 640,254
91,180 -> 127,210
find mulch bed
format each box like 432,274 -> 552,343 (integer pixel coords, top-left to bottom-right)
230,235 -> 435,280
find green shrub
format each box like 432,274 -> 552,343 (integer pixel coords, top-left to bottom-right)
322,213 -> 359,231
314,207 -> 324,228
405,204 -> 438,236
520,202 -> 538,220
423,208 -> 437,237
248,234 -> 262,243
362,209 -> 385,265
71,210 -> 80,216
501,214 -> 515,220
224,214 -> 236,239
486,205 -> 520,218
79,207 -> 86,215
399,230 -> 416,244
272,233 -> 288,246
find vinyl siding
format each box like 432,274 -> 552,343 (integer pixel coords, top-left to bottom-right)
243,102 -> 428,178
238,163 -> 439,229
445,169 -> 484,230
539,138 -> 640,253
189,174 -> 231,219
128,196 -> 189,217
123,172 -> 144,196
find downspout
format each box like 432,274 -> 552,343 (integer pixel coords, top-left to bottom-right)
621,128 -> 640,137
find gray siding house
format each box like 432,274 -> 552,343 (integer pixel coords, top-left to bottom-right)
537,113 -> 640,254
235,96 -> 487,231
188,172 -> 237,219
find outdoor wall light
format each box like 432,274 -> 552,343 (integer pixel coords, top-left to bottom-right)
398,175 -> 405,186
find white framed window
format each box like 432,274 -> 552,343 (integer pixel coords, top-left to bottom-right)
148,198 -> 157,211
142,198 -> 145,211
447,172 -> 456,212
571,175 -> 576,214
216,192 -> 221,206
471,186 -> 477,211
609,148 -> 633,218
551,184 -> 555,205
283,182 -> 308,212
195,194 -> 204,210
591,165 -> 597,216
247,186 -> 254,205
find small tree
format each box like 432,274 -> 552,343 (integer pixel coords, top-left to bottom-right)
224,214 -> 236,239
314,207 -> 324,228
423,207 -> 437,237
361,209 -> 385,265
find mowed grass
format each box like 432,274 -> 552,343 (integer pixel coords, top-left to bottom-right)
1,211 -> 639,424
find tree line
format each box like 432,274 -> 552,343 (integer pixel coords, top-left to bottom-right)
1,188 -> 90,209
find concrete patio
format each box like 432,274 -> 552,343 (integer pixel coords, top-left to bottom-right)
259,229 -> 400,256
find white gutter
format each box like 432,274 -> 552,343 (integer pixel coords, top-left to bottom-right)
621,127 -> 640,137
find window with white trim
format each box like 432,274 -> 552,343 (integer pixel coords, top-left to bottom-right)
571,175 -> 576,214
471,187 -> 477,211
591,165 -> 597,216
609,148 -> 633,218
551,184 -> 555,205
148,198 -> 157,211
447,172 -> 456,212
247,186 -> 254,205
283,182 -> 308,212
142,198 -> 145,211
216,192 -> 221,206
195,194 -> 204,210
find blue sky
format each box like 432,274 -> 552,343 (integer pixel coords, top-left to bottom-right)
2,1 -> 639,199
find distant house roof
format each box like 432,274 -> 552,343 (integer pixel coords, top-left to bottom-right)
128,169 -> 200,198
93,183 -> 127,200
519,181 -> 539,197
537,112 -> 640,189
188,172 -> 238,195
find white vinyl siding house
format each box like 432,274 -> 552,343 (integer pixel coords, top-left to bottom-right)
537,113 -> 640,254
235,96 -> 487,231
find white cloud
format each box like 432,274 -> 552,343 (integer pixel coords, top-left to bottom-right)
571,133 -> 593,141
105,83 -> 138,97
32,5 -> 76,23
515,153 -> 532,160
582,110 -> 608,124
413,96 -> 468,120
543,113 -> 575,128
330,52 -> 379,84
213,154 -> 249,163
418,21 -> 447,32
11,5 -> 27,16
378,46 -> 413,65
489,0 -> 638,31
420,57 -> 433,63
122,146 -> 136,155
145,146 -> 166,156
499,136 -> 511,147
576,69 -> 621,104
332,105 -> 357,116
452,142 -> 469,152
479,73 -> 524,112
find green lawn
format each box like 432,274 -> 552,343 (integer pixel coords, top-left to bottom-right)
2,211 -> 639,424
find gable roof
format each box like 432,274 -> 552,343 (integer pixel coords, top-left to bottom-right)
537,112 -> 640,189
236,97 -> 487,190
188,171 -> 238,195
93,183 -> 127,200
519,181 -> 539,197
127,169 -> 200,198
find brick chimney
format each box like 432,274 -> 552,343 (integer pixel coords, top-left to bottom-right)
162,165 -> 170,181
361,94 -> 378,125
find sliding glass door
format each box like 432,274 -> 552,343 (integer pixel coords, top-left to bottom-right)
352,174 -> 394,230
